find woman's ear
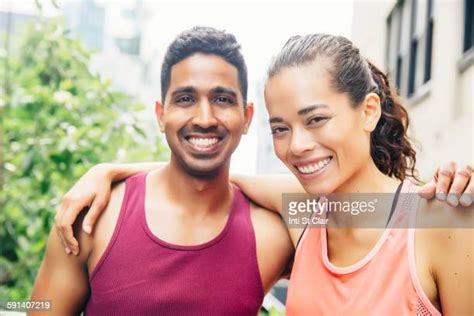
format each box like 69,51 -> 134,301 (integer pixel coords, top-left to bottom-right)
362,92 -> 382,132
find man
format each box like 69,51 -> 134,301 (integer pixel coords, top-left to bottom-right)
31,26 -> 294,315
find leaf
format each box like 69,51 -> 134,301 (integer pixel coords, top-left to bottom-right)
2,18 -> 169,300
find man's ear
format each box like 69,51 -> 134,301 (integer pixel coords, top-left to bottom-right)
155,101 -> 165,133
362,93 -> 382,132
243,102 -> 254,134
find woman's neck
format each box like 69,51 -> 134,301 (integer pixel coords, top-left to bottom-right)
335,159 -> 400,194
327,160 -> 402,228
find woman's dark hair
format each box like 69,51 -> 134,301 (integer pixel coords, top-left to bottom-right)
267,34 -> 418,181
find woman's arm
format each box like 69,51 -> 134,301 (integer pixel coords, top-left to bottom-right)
55,162 -> 165,254
418,199 -> 474,315
105,162 -> 164,181
435,226 -> 474,315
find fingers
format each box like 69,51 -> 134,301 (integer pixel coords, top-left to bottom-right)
435,161 -> 457,201
60,205 -> 82,255
446,165 -> 472,207
55,203 -> 72,254
459,170 -> 473,207
82,197 -> 108,235
418,180 -> 436,199
54,219 -> 71,254
55,193 -> 91,256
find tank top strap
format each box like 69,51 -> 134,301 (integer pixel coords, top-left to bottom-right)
389,179 -> 420,229
404,180 -> 423,227
121,172 -> 147,218
226,185 -> 258,248
230,185 -> 250,220
88,172 -> 147,281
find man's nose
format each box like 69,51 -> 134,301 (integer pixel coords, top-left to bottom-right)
192,101 -> 218,129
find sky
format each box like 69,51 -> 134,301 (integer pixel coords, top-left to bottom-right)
3,0 -> 355,174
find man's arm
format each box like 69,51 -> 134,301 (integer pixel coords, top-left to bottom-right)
30,221 -> 92,315
418,162 -> 473,207
56,161 -> 473,254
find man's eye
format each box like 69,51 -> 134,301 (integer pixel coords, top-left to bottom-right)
176,96 -> 194,104
214,96 -> 234,105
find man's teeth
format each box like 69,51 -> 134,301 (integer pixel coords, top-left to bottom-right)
189,137 -> 219,148
297,158 -> 331,174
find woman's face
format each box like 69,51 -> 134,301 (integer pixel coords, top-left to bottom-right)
265,59 -> 378,194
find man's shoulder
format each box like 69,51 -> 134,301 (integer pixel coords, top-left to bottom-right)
93,180 -> 127,234
249,202 -> 286,230
72,180 -> 127,246
248,202 -> 292,248
248,202 -> 294,285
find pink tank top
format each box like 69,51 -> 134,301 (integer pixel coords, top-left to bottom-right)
85,173 -> 264,315
286,180 -> 441,316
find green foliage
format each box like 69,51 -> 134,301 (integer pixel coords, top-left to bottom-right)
0,19 -> 168,300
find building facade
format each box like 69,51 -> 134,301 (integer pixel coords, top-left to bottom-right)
352,0 -> 473,179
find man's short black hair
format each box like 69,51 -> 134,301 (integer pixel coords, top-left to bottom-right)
161,26 -> 248,105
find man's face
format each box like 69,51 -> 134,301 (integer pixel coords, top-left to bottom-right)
156,53 -> 253,177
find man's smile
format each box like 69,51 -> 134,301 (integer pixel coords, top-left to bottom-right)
182,133 -> 226,154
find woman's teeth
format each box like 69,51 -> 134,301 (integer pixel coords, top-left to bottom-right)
188,137 -> 219,148
297,158 -> 331,174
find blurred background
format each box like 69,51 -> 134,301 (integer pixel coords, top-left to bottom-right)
0,0 -> 472,314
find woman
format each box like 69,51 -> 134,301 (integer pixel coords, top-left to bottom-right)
57,34 -> 473,314
248,33 -> 473,315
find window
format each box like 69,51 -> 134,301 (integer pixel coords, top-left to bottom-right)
386,0 -> 433,98
407,0 -> 418,96
424,0 -> 433,82
464,0 -> 474,53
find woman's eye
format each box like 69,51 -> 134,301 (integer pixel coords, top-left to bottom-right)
271,127 -> 289,135
308,116 -> 328,125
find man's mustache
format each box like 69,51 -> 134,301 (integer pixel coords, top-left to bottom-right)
179,125 -> 227,138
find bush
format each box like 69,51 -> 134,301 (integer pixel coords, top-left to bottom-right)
0,18 -> 168,300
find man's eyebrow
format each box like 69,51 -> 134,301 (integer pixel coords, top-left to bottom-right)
210,86 -> 238,98
269,117 -> 284,124
171,86 -> 196,97
297,104 -> 329,116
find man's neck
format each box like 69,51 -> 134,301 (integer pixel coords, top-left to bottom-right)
158,157 -> 233,215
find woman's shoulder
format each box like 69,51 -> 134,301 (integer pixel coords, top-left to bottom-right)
415,189 -> 473,272
416,193 -> 473,230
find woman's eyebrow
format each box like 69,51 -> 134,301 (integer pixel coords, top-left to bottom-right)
269,104 -> 330,124
297,104 -> 329,116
